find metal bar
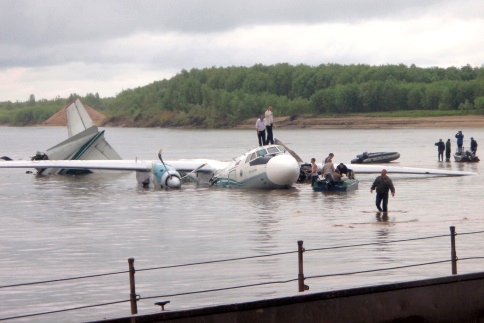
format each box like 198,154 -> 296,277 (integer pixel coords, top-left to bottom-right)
128,258 -> 138,314
450,226 -> 457,275
298,240 -> 305,292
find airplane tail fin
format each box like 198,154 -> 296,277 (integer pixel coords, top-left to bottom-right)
66,99 -> 95,137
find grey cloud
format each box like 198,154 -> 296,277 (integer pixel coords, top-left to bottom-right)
1,0 -> 458,47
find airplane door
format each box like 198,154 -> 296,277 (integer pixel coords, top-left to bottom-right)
228,169 -> 237,184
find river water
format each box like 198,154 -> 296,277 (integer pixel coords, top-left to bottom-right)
0,126 -> 483,322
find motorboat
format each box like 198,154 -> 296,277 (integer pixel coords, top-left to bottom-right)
312,173 -> 359,192
351,151 -> 400,164
454,149 -> 479,162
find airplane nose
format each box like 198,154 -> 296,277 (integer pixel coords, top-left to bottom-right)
266,154 -> 300,186
165,175 -> 181,188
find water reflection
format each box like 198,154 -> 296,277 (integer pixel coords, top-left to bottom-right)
375,211 -> 389,222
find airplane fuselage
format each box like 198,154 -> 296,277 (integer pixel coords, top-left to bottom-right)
209,145 -> 300,189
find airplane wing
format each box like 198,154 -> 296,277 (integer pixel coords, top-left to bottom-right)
0,158 -> 226,174
167,159 -> 229,173
0,160 -> 154,172
347,164 -> 476,176
273,137 -> 476,177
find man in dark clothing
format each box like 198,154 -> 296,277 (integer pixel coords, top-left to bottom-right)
434,139 -> 445,161
370,169 -> 395,213
470,137 -> 478,155
335,163 -> 348,175
455,131 -> 464,152
255,115 -> 266,147
445,139 -> 451,161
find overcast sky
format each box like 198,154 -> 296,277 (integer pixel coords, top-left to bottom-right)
0,0 -> 482,102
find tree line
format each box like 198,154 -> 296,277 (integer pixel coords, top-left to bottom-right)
1,63 -> 483,127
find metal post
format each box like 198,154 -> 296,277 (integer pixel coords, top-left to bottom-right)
128,258 -> 138,314
298,240 -> 308,292
450,226 -> 457,275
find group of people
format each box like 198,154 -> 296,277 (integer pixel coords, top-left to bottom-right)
309,153 -> 394,213
257,107 -> 397,214
307,153 -> 353,184
255,106 -> 275,146
434,130 -> 478,161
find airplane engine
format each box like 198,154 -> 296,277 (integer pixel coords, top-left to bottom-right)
161,171 -> 182,188
153,163 -> 182,188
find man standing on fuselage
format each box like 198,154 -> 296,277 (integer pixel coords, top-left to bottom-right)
256,115 -> 266,147
265,106 -> 275,145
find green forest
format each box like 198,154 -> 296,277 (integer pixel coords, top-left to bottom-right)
1,63 -> 483,127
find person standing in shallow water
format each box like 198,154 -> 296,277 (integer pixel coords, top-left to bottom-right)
370,169 -> 395,213
445,139 -> 451,162
434,139 -> 445,161
470,137 -> 478,155
455,130 -> 464,152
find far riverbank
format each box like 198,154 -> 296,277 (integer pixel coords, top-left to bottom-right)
2,114 -> 484,129
236,115 -> 484,129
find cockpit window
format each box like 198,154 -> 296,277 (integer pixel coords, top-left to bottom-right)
256,149 -> 267,157
249,152 -> 257,161
277,146 -> 286,153
267,147 -> 280,154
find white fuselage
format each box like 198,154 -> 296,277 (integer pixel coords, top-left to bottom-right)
210,145 -> 300,189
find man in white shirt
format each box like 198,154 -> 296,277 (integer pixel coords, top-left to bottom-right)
256,115 -> 266,146
265,106 -> 274,144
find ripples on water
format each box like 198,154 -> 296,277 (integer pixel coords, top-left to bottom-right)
0,127 -> 483,322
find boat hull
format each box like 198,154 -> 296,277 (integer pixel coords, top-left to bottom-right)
454,151 -> 479,162
313,178 -> 359,192
351,152 -> 400,164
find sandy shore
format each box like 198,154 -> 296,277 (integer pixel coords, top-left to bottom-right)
236,115 -> 484,129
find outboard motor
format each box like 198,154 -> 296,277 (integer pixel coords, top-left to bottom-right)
348,169 -> 355,179
324,172 -> 335,185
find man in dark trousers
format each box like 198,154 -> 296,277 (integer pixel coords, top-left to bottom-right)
455,130 -> 464,152
255,115 -> 266,146
434,139 -> 445,161
445,139 -> 451,161
470,137 -> 478,155
264,106 -> 274,145
370,169 -> 395,213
